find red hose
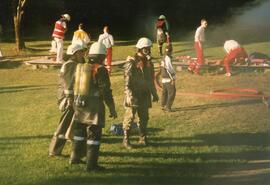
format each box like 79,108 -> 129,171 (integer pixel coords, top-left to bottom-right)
155,72 -> 270,99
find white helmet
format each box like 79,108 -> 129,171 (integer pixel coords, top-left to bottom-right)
62,14 -> 71,21
66,44 -> 85,55
136,37 -> 152,49
159,15 -> 166,20
89,42 -> 106,55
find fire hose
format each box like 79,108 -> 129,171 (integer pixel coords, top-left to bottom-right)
154,72 -> 270,99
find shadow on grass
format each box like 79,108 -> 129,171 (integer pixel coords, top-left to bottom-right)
1,132 -> 270,185
29,159 -> 270,185
0,84 -> 56,94
0,135 -> 51,141
174,99 -> 261,112
31,174 -> 204,185
0,60 -> 23,69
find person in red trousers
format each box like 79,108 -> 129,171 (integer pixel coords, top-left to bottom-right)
222,40 -> 248,77
188,18 -> 207,75
98,26 -> 114,74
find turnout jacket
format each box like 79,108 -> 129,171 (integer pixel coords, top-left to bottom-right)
74,63 -> 116,127
57,59 -> 77,110
124,54 -> 158,108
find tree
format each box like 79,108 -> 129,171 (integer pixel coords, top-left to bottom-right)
12,0 -> 27,51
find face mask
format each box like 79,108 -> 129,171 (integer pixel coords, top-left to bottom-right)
142,47 -> 151,55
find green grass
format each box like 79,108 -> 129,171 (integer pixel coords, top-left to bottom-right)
0,40 -> 270,185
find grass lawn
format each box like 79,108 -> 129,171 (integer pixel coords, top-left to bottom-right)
0,40 -> 270,185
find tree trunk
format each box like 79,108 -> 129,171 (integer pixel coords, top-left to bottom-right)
13,0 -> 27,52
13,16 -> 25,51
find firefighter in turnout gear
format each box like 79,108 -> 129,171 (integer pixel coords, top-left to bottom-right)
156,15 -> 170,56
49,44 -> 86,157
159,44 -> 176,112
122,37 -> 159,149
69,42 -> 117,172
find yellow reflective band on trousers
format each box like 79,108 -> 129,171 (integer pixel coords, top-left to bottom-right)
74,63 -> 92,96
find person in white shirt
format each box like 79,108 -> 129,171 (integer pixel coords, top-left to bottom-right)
71,23 -> 90,47
98,26 -> 114,74
159,44 -> 176,112
222,40 -> 248,77
188,18 -> 207,75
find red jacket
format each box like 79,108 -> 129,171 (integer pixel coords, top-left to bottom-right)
52,20 -> 66,39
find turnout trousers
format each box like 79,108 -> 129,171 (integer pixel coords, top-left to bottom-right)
49,108 -> 74,156
123,106 -> 149,138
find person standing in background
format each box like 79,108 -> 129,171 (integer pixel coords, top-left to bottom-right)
159,44 -> 176,112
98,26 -> 114,74
51,14 -> 71,63
72,23 -> 90,47
188,18 -> 207,75
156,15 -> 170,56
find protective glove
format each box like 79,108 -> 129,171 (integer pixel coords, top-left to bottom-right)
152,93 -> 159,102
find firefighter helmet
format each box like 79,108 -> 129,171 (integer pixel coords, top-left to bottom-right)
66,44 -> 85,55
62,14 -> 71,21
89,42 -> 106,55
159,15 -> 166,20
135,37 -> 152,49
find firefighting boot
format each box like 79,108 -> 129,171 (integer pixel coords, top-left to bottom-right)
48,135 -> 66,156
123,130 -> 133,150
138,135 -> 148,146
86,145 -> 105,172
69,140 -> 86,164
138,125 -> 148,146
